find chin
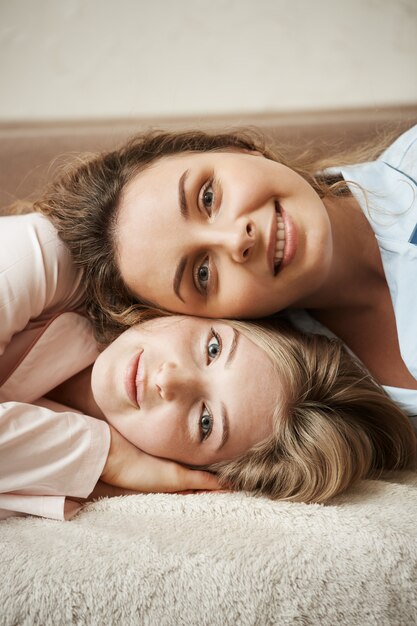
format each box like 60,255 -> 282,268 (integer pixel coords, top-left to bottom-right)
90,361 -> 109,417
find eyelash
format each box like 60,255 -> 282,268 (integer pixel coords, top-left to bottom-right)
193,256 -> 211,295
199,177 -> 216,217
207,328 -> 222,364
199,328 -> 222,441
200,406 -> 213,441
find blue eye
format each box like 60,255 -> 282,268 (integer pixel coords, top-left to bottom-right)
207,330 -> 221,362
200,406 -> 213,440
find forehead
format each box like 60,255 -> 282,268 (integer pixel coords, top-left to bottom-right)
125,151 -> 209,193
128,315 -> 232,341
139,315 -> 215,335
122,149 -> 250,198
115,160 -> 187,302
234,331 -> 277,392
227,330 -> 277,433
117,153 -> 200,240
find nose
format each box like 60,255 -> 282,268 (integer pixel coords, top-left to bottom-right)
154,362 -> 194,401
218,218 -> 256,263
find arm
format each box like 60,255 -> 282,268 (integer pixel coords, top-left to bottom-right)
0,396 -> 220,521
0,213 -> 84,358
0,214 -> 103,520
0,400 -> 110,520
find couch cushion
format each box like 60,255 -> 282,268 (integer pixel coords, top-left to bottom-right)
1,106 -> 416,211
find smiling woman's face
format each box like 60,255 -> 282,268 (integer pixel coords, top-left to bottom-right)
91,316 -> 279,466
115,150 -> 333,318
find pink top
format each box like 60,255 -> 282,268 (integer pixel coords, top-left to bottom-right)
0,213 -> 110,520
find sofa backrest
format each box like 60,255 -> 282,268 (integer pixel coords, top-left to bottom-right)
1,105 -> 416,211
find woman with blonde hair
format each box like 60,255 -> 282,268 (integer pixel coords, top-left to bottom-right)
1,211 -> 414,520
35,313 -> 417,507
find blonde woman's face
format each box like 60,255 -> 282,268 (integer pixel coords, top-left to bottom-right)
116,150 -> 333,318
91,316 -> 278,465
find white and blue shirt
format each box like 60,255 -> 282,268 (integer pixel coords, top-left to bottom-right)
290,124 -> 417,430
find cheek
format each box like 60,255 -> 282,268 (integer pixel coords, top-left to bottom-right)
104,410 -> 146,450
127,408 -> 182,457
216,275 -> 276,317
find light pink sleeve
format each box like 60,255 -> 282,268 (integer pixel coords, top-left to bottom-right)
0,400 -> 110,521
0,212 -> 84,357
0,214 -> 109,521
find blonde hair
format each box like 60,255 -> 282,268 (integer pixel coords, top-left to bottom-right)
33,128 -> 391,344
205,319 -> 417,503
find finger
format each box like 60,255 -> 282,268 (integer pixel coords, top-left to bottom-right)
180,469 -> 222,491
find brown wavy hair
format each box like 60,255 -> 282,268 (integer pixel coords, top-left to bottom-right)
34,128 -> 388,344
204,318 -> 417,503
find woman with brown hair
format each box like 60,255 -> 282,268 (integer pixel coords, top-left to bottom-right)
36,124 -> 417,421
88,313 -> 416,504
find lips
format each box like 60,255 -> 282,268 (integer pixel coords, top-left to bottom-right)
124,350 -> 144,408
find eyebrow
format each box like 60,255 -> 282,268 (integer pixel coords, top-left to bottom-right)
217,402 -> 230,451
225,328 -> 240,368
173,255 -> 187,303
216,329 -> 240,451
178,169 -> 190,219
172,169 -> 192,303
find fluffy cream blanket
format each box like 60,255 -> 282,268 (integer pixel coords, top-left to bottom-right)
1,472 -> 417,626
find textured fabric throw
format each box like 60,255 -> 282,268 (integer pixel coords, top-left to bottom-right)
1,472 -> 417,626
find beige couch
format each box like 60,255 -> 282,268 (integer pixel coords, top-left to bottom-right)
1,105 -> 417,211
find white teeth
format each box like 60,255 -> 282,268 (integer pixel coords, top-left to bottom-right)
274,214 -> 285,264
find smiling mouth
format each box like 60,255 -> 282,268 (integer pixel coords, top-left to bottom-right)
273,201 -> 285,275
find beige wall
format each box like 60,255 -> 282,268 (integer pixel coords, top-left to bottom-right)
0,0 -> 416,122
